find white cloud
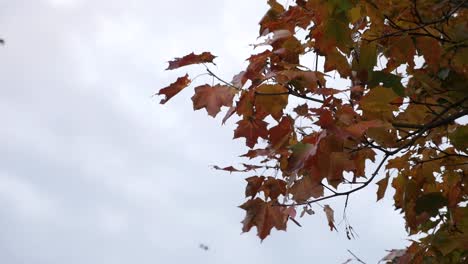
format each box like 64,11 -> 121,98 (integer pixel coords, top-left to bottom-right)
0,0 -> 409,263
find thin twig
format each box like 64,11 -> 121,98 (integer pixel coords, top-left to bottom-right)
347,249 -> 366,264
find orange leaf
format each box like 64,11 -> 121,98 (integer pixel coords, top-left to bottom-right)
345,120 -> 383,138
191,84 -> 237,117
255,84 -> 289,117
157,74 -> 191,104
166,52 -> 216,70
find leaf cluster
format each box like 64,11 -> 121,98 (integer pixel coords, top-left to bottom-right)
157,0 -> 468,261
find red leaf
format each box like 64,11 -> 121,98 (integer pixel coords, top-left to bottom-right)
157,74 -> 191,104
234,119 -> 269,148
269,115 -> 294,149
191,84 -> 237,117
166,52 -> 216,70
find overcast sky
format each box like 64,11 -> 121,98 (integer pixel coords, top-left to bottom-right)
0,1 -> 409,263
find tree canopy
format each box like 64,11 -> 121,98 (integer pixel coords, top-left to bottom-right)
157,0 -> 467,262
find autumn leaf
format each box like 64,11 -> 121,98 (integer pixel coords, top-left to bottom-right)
255,84 -> 289,117
323,205 -> 337,231
290,173 -> 324,201
286,131 -> 326,174
234,118 -> 269,148
324,48 -> 351,77
240,198 -> 287,240
213,165 -> 243,173
245,176 -> 265,198
268,115 -> 294,150
260,177 -> 287,200
157,0 -> 468,252
166,52 -> 216,70
157,74 -> 191,104
345,120 -> 383,138
360,86 -> 399,119
376,172 -> 390,201
191,84 -> 237,117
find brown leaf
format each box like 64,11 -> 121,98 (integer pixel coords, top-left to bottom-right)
191,84 -> 237,117
157,74 -> 191,104
212,165 -> 243,173
260,177 -> 287,200
323,204 -> 336,231
166,52 -> 216,70
245,176 -> 265,198
239,198 -> 287,240
290,174 -> 324,201
376,172 -> 390,201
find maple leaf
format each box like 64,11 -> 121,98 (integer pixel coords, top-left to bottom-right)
234,118 -> 269,148
191,84 -> 237,117
239,198 -> 287,240
158,0 -> 468,252
212,165 -> 243,173
268,115 -> 294,150
290,173 -> 324,202
260,177 -> 287,200
166,52 -> 216,70
286,131 -> 326,174
323,204 -> 337,231
255,84 -> 289,117
376,172 -> 390,201
157,74 -> 191,104
245,176 -> 265,198
345,120 -> 383,138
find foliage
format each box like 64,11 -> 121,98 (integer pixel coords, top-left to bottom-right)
157,0 -> 468,262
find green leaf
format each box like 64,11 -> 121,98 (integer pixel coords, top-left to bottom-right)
368,71 -> 405,96
415,192 -> 447,216
449,125 -> 468,151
